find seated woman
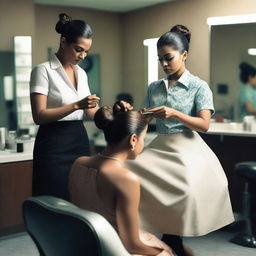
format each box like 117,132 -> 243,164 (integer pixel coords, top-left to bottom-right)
69,104 -> 174,256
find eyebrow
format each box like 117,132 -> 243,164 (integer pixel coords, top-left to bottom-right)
158,53 -> 174,58
163,53 -> 174,57
75,46 -> 85,51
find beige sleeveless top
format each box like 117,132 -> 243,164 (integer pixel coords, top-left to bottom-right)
69,163 -> 117,230
69,162 -> 174,256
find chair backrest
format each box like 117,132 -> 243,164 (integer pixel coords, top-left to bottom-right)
23,196 -> 131,256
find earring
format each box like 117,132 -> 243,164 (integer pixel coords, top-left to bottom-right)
131,145 -> 135,151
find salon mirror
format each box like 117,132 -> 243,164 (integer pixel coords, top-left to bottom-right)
0,36 -> 34,133
210,20 -> 256,121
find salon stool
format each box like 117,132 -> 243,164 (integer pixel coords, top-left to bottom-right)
230,162 -> 256,248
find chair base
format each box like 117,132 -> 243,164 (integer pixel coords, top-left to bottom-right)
230,233 -> 256,248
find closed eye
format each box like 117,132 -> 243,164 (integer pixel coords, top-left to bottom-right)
158,57 -> 174,62
74,47 -> 86,53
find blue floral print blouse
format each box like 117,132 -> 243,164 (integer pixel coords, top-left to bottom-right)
143,69 -> 214,134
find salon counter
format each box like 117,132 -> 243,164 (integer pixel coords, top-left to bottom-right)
0,141 -> 34,236
0,151 -> 33,164
207,121 -> 256,137
0,159 -> 33,236
0,137 -> 34,163
200,127 -> 256,213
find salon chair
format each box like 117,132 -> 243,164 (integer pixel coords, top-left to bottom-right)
230,162 -> 256,248
22,196 -> 131,256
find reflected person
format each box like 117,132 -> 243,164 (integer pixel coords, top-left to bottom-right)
238,62 -> 256,119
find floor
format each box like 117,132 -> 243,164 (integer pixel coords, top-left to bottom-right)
0,227 -> 255,256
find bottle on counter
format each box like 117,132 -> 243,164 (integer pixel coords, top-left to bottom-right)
6,130 -> 17,152
0,127 -> 6,151
243,115 -> 255,132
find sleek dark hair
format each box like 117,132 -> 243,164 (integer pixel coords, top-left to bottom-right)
239,62 -> 256,84
55,13 -> 92,44
94,104 -> 148,146
157,24 -> 191,53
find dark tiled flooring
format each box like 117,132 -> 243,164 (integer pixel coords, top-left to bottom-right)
0,229 -> 255,255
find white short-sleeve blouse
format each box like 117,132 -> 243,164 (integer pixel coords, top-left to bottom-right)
30,54 -> 91,121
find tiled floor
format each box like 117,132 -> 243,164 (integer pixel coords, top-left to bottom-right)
0,228 -> 255,255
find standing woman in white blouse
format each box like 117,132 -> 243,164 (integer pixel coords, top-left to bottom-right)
30,13 -> 100,200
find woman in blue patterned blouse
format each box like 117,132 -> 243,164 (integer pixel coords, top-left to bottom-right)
238,62 -> 256,119
126,25 -> 234,256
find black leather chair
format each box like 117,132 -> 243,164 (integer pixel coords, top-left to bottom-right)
22,196 -> 131,256
230,162 -> 256,248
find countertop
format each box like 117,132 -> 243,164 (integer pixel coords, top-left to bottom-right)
0,150 -> 33,164
0,138 -> 34,164
1,121 -> 256,164
206,122 -> 256,137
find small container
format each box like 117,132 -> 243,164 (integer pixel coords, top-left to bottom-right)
7,130 -> 17,152
16,142 -> 24,153
0,127 -> 6,150
243,116 -> 255,132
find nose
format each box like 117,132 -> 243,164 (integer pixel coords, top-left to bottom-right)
79,52 -> 87,60
160,60 -> 168,67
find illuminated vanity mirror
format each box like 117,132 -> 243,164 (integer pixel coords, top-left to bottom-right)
209,14 -> 256,121
0,36 -> 33,132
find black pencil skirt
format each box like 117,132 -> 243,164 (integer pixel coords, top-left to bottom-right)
32,120 -> 90,200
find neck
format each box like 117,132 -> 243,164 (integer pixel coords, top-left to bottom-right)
168,66 -> 185,82
101,146 -> 129,163
56,50 -> 70,68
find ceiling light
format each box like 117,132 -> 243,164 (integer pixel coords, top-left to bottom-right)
248,48 -> 256,56
207,13 -> 256,26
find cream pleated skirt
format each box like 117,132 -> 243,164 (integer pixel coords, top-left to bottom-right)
126,130 -> 234,236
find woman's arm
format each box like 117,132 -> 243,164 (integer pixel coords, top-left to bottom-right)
114,170 -> 162,255
144,107 -> 211,133
30,93 -> 100,125
245,102 -> 256,115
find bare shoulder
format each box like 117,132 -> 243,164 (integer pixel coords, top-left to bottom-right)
105,166 -> 140,191
72,156 -> 87,166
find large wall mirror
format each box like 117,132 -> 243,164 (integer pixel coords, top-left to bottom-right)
0,36 -> 32,133
209,14 -> 256,121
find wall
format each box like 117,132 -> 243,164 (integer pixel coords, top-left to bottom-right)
1,0 -> 256,120
0,0 -> 35,51
0,0 -> 34,127
34,5 -> 123,105
122,0 -> 256,108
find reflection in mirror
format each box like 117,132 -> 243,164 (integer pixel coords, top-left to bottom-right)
0,51 -> 15,130
210,22 -> 256,121
0,36 -> 33,133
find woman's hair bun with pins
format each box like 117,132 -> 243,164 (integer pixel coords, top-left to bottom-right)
94,106 -> 114,130
170,24 -> 191,43
94,104 -> 148,146
94,101 -> 126,130
55,13 -> 72,34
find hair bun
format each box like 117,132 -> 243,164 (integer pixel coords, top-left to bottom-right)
170,24 -> 191,43
55,13 -> 72,34
113,101 -> 128,116
239,62 -> 254,71
94,106 -> 114,130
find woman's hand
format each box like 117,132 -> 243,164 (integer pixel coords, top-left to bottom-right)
140,108 -> 154,122
144,106 -> 177,120
116,100 -> 134,111
75,94 -> 100,110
